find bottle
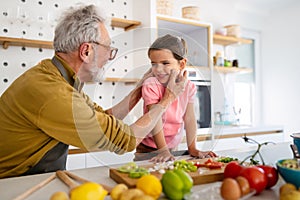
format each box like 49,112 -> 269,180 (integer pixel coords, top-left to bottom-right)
216,51 -> 224,66
223,98 -> 230,122
232,59 -> 239,67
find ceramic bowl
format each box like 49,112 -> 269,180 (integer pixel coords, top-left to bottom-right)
276,159 -> 300,188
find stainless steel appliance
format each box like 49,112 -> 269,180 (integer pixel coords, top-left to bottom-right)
186,67 -> 212,128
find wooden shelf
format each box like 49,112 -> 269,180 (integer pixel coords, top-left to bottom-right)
157,15 -> 211,28
0,18 -> 141,49
0,36 -> 53,49
213,34 -> 252,46
214,66 -> 253,74
186,65 -> 210,70
111,17 -> 141,31
104,77 -> 139,83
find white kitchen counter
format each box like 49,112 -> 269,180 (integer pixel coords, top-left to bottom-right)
196,125 -> 284,136
0,142 -> 293,200
66,125 -> 285,170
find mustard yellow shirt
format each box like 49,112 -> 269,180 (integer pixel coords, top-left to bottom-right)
0,55 -> 136,178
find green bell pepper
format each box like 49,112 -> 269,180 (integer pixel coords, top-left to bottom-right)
161,169 -> 193,200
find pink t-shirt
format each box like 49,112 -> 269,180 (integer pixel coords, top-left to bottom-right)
141,77 -> 196,149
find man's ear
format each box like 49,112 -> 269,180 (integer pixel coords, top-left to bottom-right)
79,43 -> 90,63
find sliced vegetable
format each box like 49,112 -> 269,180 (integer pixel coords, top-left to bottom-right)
128,167 -> 149,178
194,158 -> 224,169
173,160 -> 197,172
117,162 -> 138,173
217,157 -> 238,163
117,162 -> 149,178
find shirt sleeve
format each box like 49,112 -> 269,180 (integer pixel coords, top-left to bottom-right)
37,88 -> 136,154
142,77 -> 165,107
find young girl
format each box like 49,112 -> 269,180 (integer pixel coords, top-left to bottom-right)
134,34 -> 217,162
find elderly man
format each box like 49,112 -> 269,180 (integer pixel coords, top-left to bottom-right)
0,4 -> 186,178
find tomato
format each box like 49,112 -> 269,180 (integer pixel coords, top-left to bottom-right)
240,166 -> 267,194
224,161 -> 244,178
257,165 -> 278,189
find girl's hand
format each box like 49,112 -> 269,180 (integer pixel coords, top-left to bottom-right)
150,149 -> 175,163
190,150 -> 217,159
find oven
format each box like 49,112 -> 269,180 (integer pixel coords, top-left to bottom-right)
187,68 -> 212,128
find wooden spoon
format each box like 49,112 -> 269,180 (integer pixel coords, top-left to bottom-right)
13,174 -> 56,200
56,170 -> 78,190
56,170 -> 111,197
56,170 -> 109,199
64,171 -> 112,194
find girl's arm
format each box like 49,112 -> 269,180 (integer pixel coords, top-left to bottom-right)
148,105 -> 175,162
184,103 -> 198,155
184,103 -> 217,158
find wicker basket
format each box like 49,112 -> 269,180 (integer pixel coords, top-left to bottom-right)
182,6 -> 200,20
224,25 -> 241,38
156,0 -> 174,16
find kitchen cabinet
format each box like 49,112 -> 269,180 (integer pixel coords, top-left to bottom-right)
213,34 -> 253,74
211,30 -> 255,128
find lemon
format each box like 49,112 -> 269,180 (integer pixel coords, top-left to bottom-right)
136,174 -> 162,199
70,182 -> 108,200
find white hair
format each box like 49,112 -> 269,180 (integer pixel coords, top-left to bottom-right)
53,4 -> 107,53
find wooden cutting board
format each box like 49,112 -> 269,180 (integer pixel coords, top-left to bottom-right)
109,159 -> 225,188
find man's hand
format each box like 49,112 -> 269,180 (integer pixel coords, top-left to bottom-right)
159,70 -> 187,108
167,69 -> 187,98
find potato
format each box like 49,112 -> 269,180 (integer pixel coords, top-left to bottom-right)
119,188 -> 144,200
50,191 -> 69,200
110,184 -> 128,200
280,183 -> 297,196
281,190 -> 300,200
132,194 -> 155,200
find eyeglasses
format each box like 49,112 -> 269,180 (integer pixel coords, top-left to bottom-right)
92,42 -> 118,60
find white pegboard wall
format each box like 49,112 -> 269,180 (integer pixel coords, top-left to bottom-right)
0,0 -> 145,122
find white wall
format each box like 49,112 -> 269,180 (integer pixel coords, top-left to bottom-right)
171,0 -> 300,141
262,2 -> 300,140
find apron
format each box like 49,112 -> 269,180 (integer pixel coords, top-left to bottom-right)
22,56 -> 81,176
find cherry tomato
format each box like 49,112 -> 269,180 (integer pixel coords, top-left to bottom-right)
240,166 -> 267,194
257,165 -> 278,189
224,161 -> 244,178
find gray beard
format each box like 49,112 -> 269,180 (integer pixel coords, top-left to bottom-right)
93,67 -> 106,82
